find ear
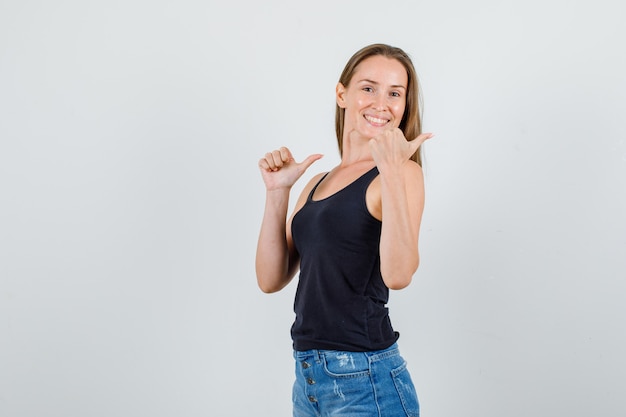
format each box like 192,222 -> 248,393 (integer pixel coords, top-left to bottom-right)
336,82 -> 347,108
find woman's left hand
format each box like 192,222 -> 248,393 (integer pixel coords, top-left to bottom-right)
369,128 -> 433,170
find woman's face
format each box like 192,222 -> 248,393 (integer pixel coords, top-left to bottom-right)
336,55 -> 408,140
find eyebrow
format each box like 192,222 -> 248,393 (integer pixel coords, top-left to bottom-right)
357,79 -> 407,90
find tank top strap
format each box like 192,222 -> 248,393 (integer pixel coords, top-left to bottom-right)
347,166 -> 379,195
306,172 -> 330,201
358,166 -> 380,188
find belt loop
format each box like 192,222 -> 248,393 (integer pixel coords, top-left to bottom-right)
313,349 -> 321,363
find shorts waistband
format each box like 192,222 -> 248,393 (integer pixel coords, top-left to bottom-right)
293,342 -> 399,363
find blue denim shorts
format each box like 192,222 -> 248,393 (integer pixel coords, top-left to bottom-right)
292,343 -> 419,417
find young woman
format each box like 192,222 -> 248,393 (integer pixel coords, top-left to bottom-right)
256,43 -> 433,417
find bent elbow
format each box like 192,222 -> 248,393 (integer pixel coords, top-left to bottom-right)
256,273 -> 290,294
257,276 -> 278,294
386,277 -> 412,290
258,282 -> 280,294
382,261 -> 419,290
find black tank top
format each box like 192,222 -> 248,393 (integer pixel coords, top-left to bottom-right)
290,166 -> 399,351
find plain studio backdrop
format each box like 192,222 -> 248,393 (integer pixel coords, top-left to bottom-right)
1,0 -> 625,416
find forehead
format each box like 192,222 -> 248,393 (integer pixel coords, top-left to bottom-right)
352,55 -> 408,87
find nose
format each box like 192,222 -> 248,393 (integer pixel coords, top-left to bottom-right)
373,93 -> 388,110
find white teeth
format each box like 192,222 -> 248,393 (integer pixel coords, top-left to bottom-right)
365,115 -> 388,124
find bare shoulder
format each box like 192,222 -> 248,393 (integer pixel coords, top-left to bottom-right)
301,171 -> 327,195
403,160 -> 424,187
404,159 -> 424,177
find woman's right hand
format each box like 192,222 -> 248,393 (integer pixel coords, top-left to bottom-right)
258,147 -> 323,191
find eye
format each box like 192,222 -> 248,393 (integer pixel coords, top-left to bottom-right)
362,86 -> 374,93
390,91 -> 401,98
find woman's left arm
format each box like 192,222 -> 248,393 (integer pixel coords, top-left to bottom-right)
370,129 -> 432,290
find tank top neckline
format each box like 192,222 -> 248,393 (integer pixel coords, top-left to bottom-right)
308,166 -> 378,203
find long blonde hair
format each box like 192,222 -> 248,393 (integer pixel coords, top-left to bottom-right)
335,43 -> 423,165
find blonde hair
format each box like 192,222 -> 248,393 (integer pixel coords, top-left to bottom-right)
335,44 -> 423,165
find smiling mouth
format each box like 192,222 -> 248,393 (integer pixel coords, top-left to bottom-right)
364,115 -> 389,126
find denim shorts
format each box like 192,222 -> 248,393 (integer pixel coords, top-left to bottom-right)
292,343 -> 419,417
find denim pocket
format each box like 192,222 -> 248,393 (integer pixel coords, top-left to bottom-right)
391,361 -> 419,417
321,351 -> 370,378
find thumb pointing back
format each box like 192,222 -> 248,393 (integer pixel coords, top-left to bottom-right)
298,153 -> 324,172
409,133 -> 434,154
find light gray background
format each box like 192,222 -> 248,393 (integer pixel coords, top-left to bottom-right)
1,0 -> 625,416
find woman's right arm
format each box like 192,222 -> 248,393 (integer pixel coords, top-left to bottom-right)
255,147 -> 323,293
